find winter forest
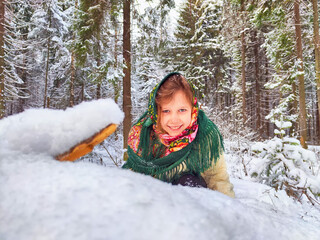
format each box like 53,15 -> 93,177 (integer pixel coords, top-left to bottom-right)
1,0 -> 320,143
1,0 -> 320,193
1,0 -> 320,238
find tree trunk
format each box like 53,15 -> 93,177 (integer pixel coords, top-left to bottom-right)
81,82 -> 84,102
312,0 -> 320,144
240,0 -> 247,125
294,0 -> 308,148
291,81 -> 298,135
123,0 -> 132,156
253,30 -> 261,137
17,49 -> 27,113
0,0 -> 5,119
43,37 -> 50,108
70,50 -> 75,107
43,9 -> 52,108
316,102 -> 320,144
96,82 -> 101,99
113,26 -> 120,104
69,0 -> 78,107
96,30 -> 101,99
265,60 -> 270,138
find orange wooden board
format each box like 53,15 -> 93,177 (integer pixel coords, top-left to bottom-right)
56,124 -> 118,161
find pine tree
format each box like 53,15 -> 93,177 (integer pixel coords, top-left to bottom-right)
132,0 -> 175,118
220,0 -> 253,134
169,0 -> 228,108
106,0 -> 123,104
28,0 -> 70,108
0,0 -> 33,118
251,0 -> 314,145
255,2 -> 298,135
71,0 -> 122,104
10,2 -> 34,113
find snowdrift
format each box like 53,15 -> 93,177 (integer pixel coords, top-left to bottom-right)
0,99 -> 124,156
0,99 -> 319,240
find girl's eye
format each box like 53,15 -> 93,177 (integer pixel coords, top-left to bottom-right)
179,109 -> 187,112
162,110 -> 170,113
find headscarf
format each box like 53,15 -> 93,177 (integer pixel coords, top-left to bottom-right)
130,72 -> 199,156
123,72 -> 224,183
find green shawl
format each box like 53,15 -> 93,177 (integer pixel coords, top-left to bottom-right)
122,72 -> 224,183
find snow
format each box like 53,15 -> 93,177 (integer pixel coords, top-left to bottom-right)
0,99 -> 124,156
1,99 -> 320,240
275,120 -> 292,129
250,136 -> 320,196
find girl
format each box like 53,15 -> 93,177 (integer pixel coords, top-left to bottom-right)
123,72 -> 235,198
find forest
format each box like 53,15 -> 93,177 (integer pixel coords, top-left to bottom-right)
1,1 -> 320,235
0,0 -> 320,149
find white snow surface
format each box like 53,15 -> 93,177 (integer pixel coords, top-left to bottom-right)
1,99 -> 320,240
275,120 -> 292,129
0,99 -> 124,156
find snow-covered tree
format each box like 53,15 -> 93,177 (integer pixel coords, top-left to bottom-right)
131,0 -> 175,119
71,0 -> 123,103
26,0 -> 71,109
0,0 -> 33,118
251,126 -> 320,203
221,0 -> 251,127
251,0 -> 317,146
167,0 -> 228,108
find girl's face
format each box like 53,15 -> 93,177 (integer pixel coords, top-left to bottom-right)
159,90 -> 192,137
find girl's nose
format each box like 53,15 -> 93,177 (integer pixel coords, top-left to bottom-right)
170,112 -> 180,123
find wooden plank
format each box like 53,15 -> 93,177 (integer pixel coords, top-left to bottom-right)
56,124 -> 118,161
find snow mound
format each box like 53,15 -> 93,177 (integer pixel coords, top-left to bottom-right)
1,155 -> 318,240
1,99 -> 319,240
0,99 -> 124,156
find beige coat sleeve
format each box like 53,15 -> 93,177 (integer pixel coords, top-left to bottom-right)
201,154 -> 235,198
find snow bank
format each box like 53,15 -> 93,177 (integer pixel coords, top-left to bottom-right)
1,99 -> 319,240
0,99 -> 124,156
1,155 -> 319,240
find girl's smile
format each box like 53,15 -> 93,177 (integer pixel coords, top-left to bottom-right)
159,90 -> 192,136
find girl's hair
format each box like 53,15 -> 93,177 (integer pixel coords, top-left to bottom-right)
155,74 -> 193,131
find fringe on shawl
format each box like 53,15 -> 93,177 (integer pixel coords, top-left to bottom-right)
123,110 -> 224,183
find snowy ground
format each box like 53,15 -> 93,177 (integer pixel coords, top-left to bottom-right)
1,99 -> 320,240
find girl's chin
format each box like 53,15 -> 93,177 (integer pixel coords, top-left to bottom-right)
166,128 -> 185,137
